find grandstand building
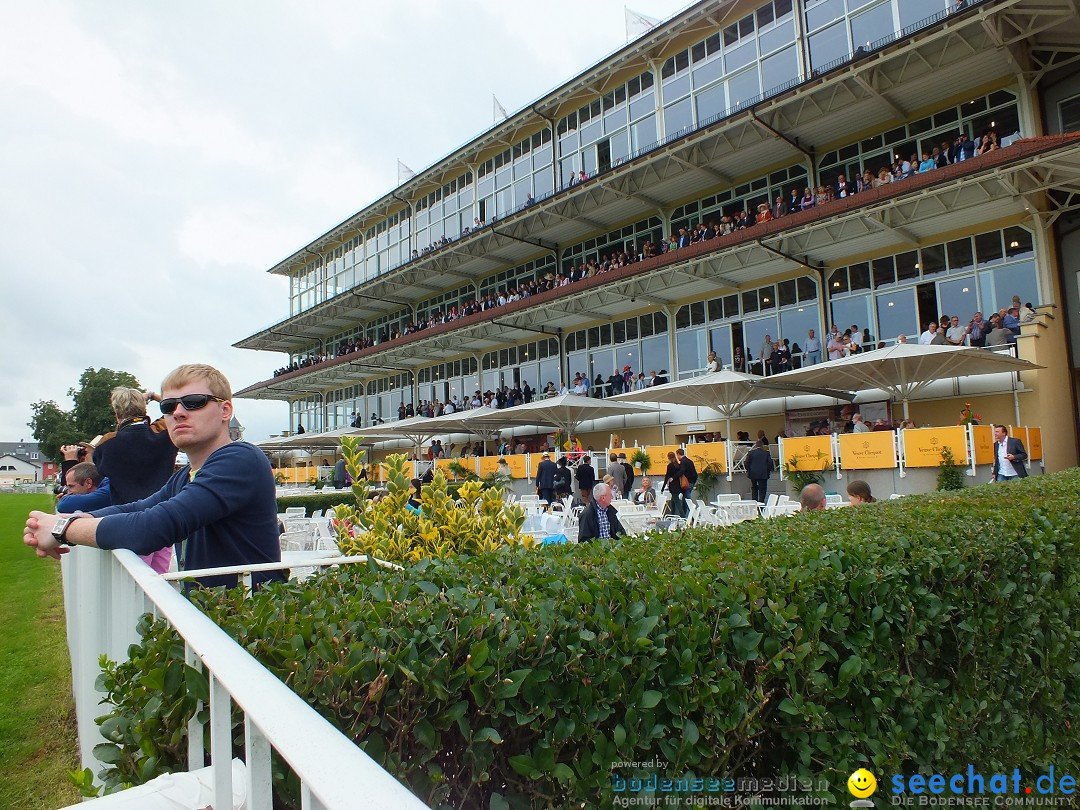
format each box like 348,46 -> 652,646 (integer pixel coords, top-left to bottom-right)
236,0 -> 1080,470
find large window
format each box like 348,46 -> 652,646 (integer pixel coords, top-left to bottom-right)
828,227 -> 1040,342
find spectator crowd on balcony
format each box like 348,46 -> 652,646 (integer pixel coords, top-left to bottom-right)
273,127 -> 1010,380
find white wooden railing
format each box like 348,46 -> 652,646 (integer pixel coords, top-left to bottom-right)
61,548 -> 429,810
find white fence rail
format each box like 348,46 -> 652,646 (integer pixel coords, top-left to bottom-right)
61,548 -> 429,810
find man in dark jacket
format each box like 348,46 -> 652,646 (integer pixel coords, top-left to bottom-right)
675,448 -> 698,504
577,483 -> 626,542
991,424 -> 1028,481
553,457 -> 573,499
744,439 -> 773,503
619,452 -> 635,496
575,454 -> 596,502
535,452 -> 558,502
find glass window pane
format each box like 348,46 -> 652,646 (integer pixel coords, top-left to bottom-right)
806,0 -> 844,31
709,325 -> 733,368
676,329 -> 707,376
664,74 -> 692,101
809,21 -> 848,69
692,56 -> 726,90
759,19 -> 795,54
761,46 -> 798,94
664,97 -> 694,136
900,0 -> 946,30
831,297 -> 871,336
875,288 -> 918,343
629,93 -> 655,121
632,115 -> 657,151
937,276 -> 979,323
641,335 -> 670,377
920,244 -> 946,276
850,262 -> 871,291
725,41 -> 756,74
947,238 -> 974,273
779,306 -> 821,357
872,256 -> 895,288
778,279 -> 797,306
974,231 -> 1003,266
797,275 -> 818,302
983,260 -> 1039,311
1004,227 -> 1034,259
728,68 -> 761,108
850,1 -> 896,51
742,316 -> 779,372
695,81 -> 727,123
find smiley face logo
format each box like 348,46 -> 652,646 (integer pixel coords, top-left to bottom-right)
847,769 -> 877,798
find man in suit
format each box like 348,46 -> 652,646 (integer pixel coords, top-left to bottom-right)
992,424 -> 1028,481
577,483 -> 626,542
619,452 -> 635,496
535,452 -> 558,503
575,454 -> 596,502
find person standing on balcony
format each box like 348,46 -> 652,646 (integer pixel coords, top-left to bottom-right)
23,364 -> 285,590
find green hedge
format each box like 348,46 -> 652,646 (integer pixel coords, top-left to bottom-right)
275,491 -> 357,515
96,472 -> 1080,807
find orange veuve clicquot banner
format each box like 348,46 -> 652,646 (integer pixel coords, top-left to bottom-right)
780,435 -> 832,471
838,431 -> 896,470
902,426 -> 968,467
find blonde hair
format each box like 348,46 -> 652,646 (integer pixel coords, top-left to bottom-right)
110,387 -> 147,422
161,364 -> 232,401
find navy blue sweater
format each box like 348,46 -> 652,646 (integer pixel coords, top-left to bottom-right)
93,441 -> 283,589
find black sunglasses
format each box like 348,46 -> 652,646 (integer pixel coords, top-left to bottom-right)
160,394 -> 226,414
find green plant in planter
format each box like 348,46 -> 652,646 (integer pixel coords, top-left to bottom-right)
694,462 -> 725,500
937,446 -> 965,491
783,453 -> 826,491
446,460 -> 478,481
630,447 -> 651,476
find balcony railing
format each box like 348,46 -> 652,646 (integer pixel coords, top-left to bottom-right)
61,548 -> 428,809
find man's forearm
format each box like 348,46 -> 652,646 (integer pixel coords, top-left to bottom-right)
66,516 -> 102,548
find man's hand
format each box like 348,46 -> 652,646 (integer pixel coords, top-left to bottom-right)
24,511 -> 69,560
60,444 -> 83,461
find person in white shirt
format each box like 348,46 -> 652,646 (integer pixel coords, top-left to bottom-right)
919,322 -> 941,345
705,351 -> 720,373
852,413 -> 870,433
945,316 -> 968,346
848,325 -> 862,352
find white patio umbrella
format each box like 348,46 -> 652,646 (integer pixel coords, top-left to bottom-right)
765,343 -> 1040,418
610,369 -> 850,440
277,426 -> 402,450
471,393 -> 661,437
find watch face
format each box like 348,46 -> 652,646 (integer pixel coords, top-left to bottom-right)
52,517 -> 70,539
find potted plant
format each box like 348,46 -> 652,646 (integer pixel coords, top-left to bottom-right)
694,462 -> 725,501
936,446 -> 965,491
783,454 -> 826,493
630,448 -> 651,476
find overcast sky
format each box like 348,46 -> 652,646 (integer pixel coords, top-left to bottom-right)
0,0 -> 688,444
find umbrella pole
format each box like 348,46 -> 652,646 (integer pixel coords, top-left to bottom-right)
902,398 -> 910,420
725,415 -> 734,482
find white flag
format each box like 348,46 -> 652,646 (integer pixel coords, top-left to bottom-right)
493,95 -> 508,123
625,7 -> 660,40
397,160 -> 415,184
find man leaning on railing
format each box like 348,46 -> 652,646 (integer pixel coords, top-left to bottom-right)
23,364 -> 285,590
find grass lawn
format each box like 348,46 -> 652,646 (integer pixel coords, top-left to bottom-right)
0,494 -> 81,809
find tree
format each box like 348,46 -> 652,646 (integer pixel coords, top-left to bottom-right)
28,400 -> 79,462
69,368 -> 141,438
28,367 -> 142,461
